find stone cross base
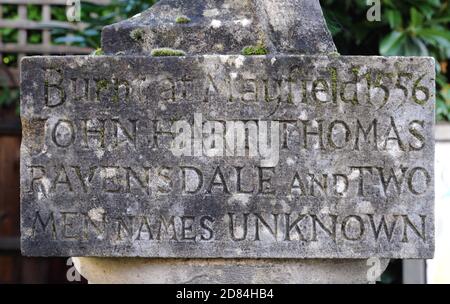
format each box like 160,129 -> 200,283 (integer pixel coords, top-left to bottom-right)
73,258 -> 389,284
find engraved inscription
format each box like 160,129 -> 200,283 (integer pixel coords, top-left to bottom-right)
20,55 -> 435,258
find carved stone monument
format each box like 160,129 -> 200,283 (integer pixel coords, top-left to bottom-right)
21,0 -> 435,283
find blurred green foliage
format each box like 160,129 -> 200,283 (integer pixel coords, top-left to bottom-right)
0,77 -> 19,112
0,0 -> 156,112
321,0 -> 450,121
1,0 -> 449,121
51,0 -> 157,48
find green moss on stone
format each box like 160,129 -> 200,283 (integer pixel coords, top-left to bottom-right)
242,44 -> 269,56
97,80 -> 109,90
151,48 -> 186,57
91,48 -> 104,56
328,52 -> 341,57
130,28 -> 145,42
176,16 -> 191,24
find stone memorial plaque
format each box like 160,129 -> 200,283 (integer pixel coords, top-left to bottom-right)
21,55 -> 435,258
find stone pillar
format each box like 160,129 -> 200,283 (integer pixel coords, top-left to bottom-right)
21,0 -> 435,285
73,258 -> 390,284
76,0 -> 380,284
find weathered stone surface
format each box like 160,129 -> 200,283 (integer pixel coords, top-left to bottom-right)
102,0 -> 337,55
72,257 -> 390,284
21,55 -> 435,258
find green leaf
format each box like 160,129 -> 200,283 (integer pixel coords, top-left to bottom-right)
416,3 -> 437,20
423,0 -> 442,9
436,99 -> 449,118
410,37 -> 429,56
417,28 -> 450,41
380,31 -> 407,55
428,17 -> 450,24
410,8 -> 424,29
386,9 -> 403,29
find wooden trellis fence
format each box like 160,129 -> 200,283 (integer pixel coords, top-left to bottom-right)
0,0 -> 109,87
0,0 -> 109,284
